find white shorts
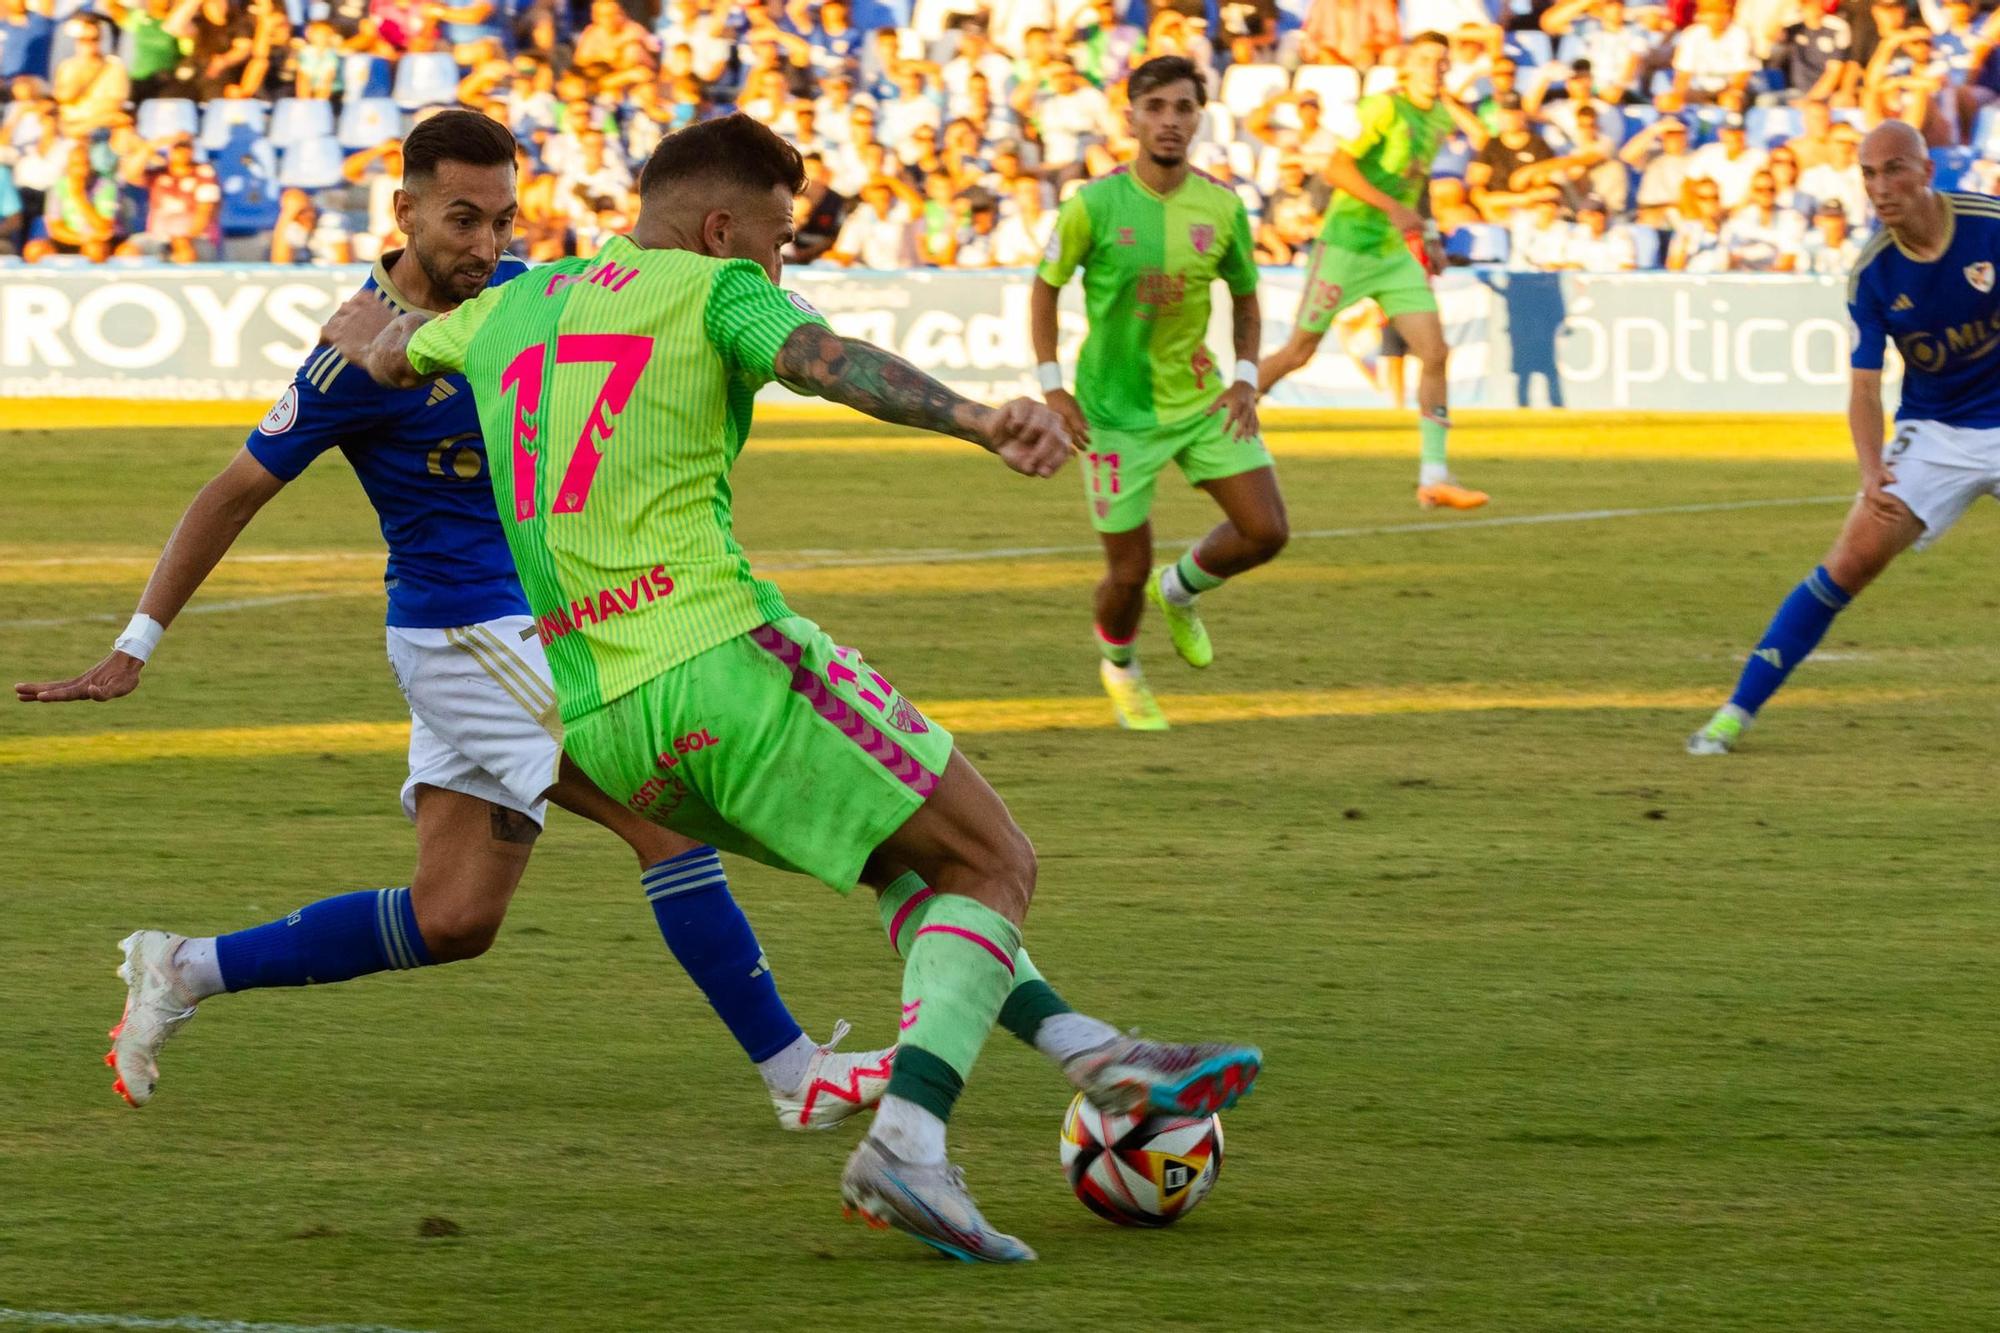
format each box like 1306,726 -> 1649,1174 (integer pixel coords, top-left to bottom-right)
1883,419 -> 2000,551
384,615 -> 563,826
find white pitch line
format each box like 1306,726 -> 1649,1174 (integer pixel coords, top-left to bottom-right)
0,1310 -> 427,1333
2,495 -> 1851,631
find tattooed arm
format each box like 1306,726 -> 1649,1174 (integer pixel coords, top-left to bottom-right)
773,323 -> 1075,477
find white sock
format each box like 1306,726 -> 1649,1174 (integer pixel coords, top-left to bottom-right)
172,936 -> 226,1001
1419,460 -> 1451,487
1159,564 -> 1197,607
756,1031 -> 819,1094
1718,703 -> 1753,728
1035,1012 -> 1121,1065
871,1094 -> 947,1164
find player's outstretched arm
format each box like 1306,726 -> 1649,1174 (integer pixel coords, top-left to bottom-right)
13,448 -> 287,703
773,324 -> 1075,477
323,289 -> 432,390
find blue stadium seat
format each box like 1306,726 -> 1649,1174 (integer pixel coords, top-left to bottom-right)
1433,131 -> 1474,180
1446,223 -> 1510,264
1623,104 -> 1659,134
392,52 -> 463,111
268,98 -> 336,149
343,52 -> 395,99
1750,105 -> 1803,148
136,98 -> 198,141
201,98 -> 268,149
279,134 -> 347,191
1973,104 -> 2000,156
1630,226 -> 1663,269
1930,146 -> 1976,191
1510,30 -> 1554,71
215,138 -> 282,237
338,97 -> 404,150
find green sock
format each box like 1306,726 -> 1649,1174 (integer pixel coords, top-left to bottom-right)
882,895 -> 1021,1121
1095,624 -> 1135,666
1419,409 -> 1449,470
1174,550 -> 1226,595
877,877 -> 1071,1049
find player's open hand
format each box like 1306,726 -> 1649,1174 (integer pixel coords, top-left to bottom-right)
14,650 -> 144,704
1206,381 -> 1260,442
1044,388 -> 1091,449
321,290 -> 395,369
987,396 -> 1075,478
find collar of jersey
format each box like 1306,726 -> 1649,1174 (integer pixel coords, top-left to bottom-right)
1127,167 -> 1191,203
371,250 -> 442,319
1891,191 -> 1955,263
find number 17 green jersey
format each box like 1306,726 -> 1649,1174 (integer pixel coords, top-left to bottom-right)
406,235 -> 828,723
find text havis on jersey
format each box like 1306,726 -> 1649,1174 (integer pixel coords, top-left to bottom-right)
536,565 -> 676,647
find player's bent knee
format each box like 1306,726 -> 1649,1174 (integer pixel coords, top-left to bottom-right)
415,899 -> 505,962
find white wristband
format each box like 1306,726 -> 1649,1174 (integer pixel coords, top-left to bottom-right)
114,612 -> 164,663
1234,359 -> 1258,388
1036,361 -> 1064,394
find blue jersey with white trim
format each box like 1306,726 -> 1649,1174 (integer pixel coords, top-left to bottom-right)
246,253 -> 532,629
1849,192 -> 2000,429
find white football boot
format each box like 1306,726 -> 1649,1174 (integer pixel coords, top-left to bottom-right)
770,1020 -> 896,1131
107,930 -> 199,1108
1063,1033 -> 1262,1117
841,1137 -> 1036,1263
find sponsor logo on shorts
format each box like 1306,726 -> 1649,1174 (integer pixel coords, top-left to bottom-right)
259,385 -> 299,436
628,772 -> 689,816
653,729 -> 720,768
537,564 -> 674,645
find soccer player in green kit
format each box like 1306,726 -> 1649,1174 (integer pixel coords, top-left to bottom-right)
1258,30 -> 1492,512
1032,55 -> 1287,732
324,114 -> 1262,1265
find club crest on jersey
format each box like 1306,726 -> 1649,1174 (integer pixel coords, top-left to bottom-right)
1966,261 -> 1994,294
1190,223 -> 1215,255
258,385 -> 299,436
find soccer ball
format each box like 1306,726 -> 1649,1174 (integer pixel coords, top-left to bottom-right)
1058,1091 -> 1224,1227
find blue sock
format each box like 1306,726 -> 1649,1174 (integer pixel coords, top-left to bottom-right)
1728,565 -> 1854,717
215,887 -> 434,992
642,847 -> 803,1064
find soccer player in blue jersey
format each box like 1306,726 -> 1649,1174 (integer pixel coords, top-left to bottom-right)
14,111 -> 894,1125
1688,120 -> 2000,754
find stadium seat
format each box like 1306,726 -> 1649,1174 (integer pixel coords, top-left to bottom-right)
1292,64 -> 1360,109
201,98 -> 269,149
1510,30 -> 1554,70
1973,104 -> 2000,156
1433,132 -> 1474,179
1362,64 -> 1400,96
1554,32 -> 1584,66
1195,102 -> 1235,146
344,52 -> 395,99
279,134 -> 348,191
136,98 -> 199,141
1225,139 -> 1258,181
1446,223 -> 1509,263
393,52 -> 463,111
1749,105 -> 1802,148
1623,104 -> 1659,134
338,97 -> 404,150
1629,226 -> 1663,269
1930,146 -> 1976,191
268,98 -> 336,149
215,139 -> 282,236
1218,62 -> 1289,119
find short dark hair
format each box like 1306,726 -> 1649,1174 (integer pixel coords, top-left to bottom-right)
1128,55 -> 1205,105
1409,29 -> 1450,48
402,108 -> 516,187
639,112 -> 806,199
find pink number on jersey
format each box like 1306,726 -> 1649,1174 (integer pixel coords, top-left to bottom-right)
500,345 -> 546,522
549,333 -> 654,514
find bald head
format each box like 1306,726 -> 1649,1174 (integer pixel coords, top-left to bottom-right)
1860,119 -> 1937,236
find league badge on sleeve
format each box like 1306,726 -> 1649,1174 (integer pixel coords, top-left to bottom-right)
1965,261 -> 1994,294
258,385 -> 299,437
786,290 -> 821,317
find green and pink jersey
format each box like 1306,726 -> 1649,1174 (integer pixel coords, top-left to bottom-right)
1318,91 -> 1454,256
1037,166 -> 1258,432
406,235 -> 826,723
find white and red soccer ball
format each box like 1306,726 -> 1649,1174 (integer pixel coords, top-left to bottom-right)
1059,1091 -> 1224,1227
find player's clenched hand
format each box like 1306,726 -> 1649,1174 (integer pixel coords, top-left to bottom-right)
1043,388 -> 1091,449
14,651 -> 144,704
986,397 -> 1075,478
320,290 -> 396,368
1206,381 -> 1260,442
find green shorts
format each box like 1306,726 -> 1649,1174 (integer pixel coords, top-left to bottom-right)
1297,240 -> 1437,335
563,615 -> 954,893
1083,410 -> 1273,534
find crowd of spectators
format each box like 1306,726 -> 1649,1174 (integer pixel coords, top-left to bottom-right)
0,0 -> 1997,270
